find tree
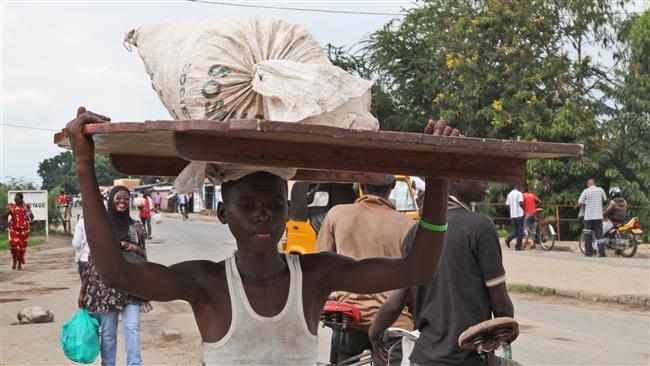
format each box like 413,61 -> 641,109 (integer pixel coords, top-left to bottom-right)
325,44 -> 411,131
344,0 -> 647,237
606,10 -> 650,204
38,152 -> 128,193
0,178 -> 38,209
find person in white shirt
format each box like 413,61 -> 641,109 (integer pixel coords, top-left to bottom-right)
72,217 -> 90,279
505,185 -> 525,251
577,179 -> 608,257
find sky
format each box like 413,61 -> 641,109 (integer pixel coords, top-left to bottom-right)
0,0 -> 413,185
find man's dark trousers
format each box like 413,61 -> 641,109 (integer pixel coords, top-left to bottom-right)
506,216 -> 525,250
584,219 -> 605,257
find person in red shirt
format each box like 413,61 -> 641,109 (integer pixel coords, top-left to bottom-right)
522,187 -> 542,247
138,192 -> 153,239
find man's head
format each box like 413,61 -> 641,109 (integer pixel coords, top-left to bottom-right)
587,179 -> 596,187
361,175 -> 396,199
14,193 -> 24,205
217,172 -> 289,253
522,185 -> 529,193
449,180 -> 488,205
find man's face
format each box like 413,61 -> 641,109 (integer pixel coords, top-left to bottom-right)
218,173 -> 288,253
14,195 -> 23,205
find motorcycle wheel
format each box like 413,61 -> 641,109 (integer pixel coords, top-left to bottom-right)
618,231 -> 638,258
538,226 -> 555,251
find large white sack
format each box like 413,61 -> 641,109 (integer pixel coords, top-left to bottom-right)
125,17 -> 378,130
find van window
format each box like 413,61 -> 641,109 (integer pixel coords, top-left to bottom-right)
308,191 -> 330,207
389,180 -> 417,212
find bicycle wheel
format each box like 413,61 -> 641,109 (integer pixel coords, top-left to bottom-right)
538,226 -> 555,251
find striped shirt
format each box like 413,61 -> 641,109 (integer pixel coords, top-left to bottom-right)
578,186 -> 607,220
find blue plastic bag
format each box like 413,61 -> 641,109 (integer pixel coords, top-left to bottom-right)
61,308 -> 100,363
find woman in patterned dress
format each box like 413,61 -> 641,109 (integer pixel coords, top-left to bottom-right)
78,186 -> 151,366
1,193 -> 33,270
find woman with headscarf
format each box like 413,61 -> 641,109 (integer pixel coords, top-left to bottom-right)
78,186 -> 152,366
1,193 -> 33,270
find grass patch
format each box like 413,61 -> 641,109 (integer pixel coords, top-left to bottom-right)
508,284 -> 557,296
498,229 -> 509,238
0,233 -> 47,251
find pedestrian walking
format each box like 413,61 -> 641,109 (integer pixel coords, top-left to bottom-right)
1,193 -> 33,270
505,185 -> 525,250
72,217 -> 90,279
78,185 -> 151,366
577,179 -> 607,257
137,192 -> 153,239
153,192 -> 162,212
178,193 -> 189,221
522,186 -> 542,246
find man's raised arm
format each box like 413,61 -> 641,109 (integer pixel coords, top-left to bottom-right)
66,107 -> 204,304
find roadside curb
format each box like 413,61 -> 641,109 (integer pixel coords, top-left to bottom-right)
510,283 -> 650,309
551,242 -> 650,259
501,239 -> 650,258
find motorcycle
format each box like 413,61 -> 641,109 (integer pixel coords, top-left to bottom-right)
579,217 -> 643,258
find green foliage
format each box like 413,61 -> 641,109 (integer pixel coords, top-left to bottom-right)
330,0 -> 648,239
38,152 -> 130,193
0,177 -> 38,209
0,231 -> 46,251
508,283 -> 557,296
37,151 -> 169,194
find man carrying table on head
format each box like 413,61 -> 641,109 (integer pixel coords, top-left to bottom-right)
66,107 -> 459,365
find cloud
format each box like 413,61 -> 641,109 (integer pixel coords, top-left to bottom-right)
1,7 -> 18,24
2,89 -> 51,110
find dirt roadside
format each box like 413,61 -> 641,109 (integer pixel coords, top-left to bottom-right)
0,235 -> 202,366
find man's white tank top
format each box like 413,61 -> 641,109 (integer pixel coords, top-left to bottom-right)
201,254 -> 318,365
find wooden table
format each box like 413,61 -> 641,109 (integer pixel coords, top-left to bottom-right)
54,119 -> 582,184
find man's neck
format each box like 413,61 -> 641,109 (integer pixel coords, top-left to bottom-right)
234,248 -> 287,282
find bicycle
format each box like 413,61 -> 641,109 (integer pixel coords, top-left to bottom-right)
523,208 -> 556,251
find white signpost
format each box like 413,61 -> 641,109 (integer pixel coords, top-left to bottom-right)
7,190 -> 49,239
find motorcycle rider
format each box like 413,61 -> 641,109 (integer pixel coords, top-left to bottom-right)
603,187 -> 628,234
604,187 -> 628,223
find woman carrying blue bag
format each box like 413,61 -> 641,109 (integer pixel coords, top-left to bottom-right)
78,186 -> 152,366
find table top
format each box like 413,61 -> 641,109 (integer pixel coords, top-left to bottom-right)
54,119 -> 582,183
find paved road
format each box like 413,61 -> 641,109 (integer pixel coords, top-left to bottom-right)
150,217 -> 650,365
2,215 -> 646,365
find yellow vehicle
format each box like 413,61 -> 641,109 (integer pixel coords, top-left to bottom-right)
282,176 -> 420,255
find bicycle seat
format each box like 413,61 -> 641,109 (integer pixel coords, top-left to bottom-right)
321,301 -> 361,330
458,317 -> 519,353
